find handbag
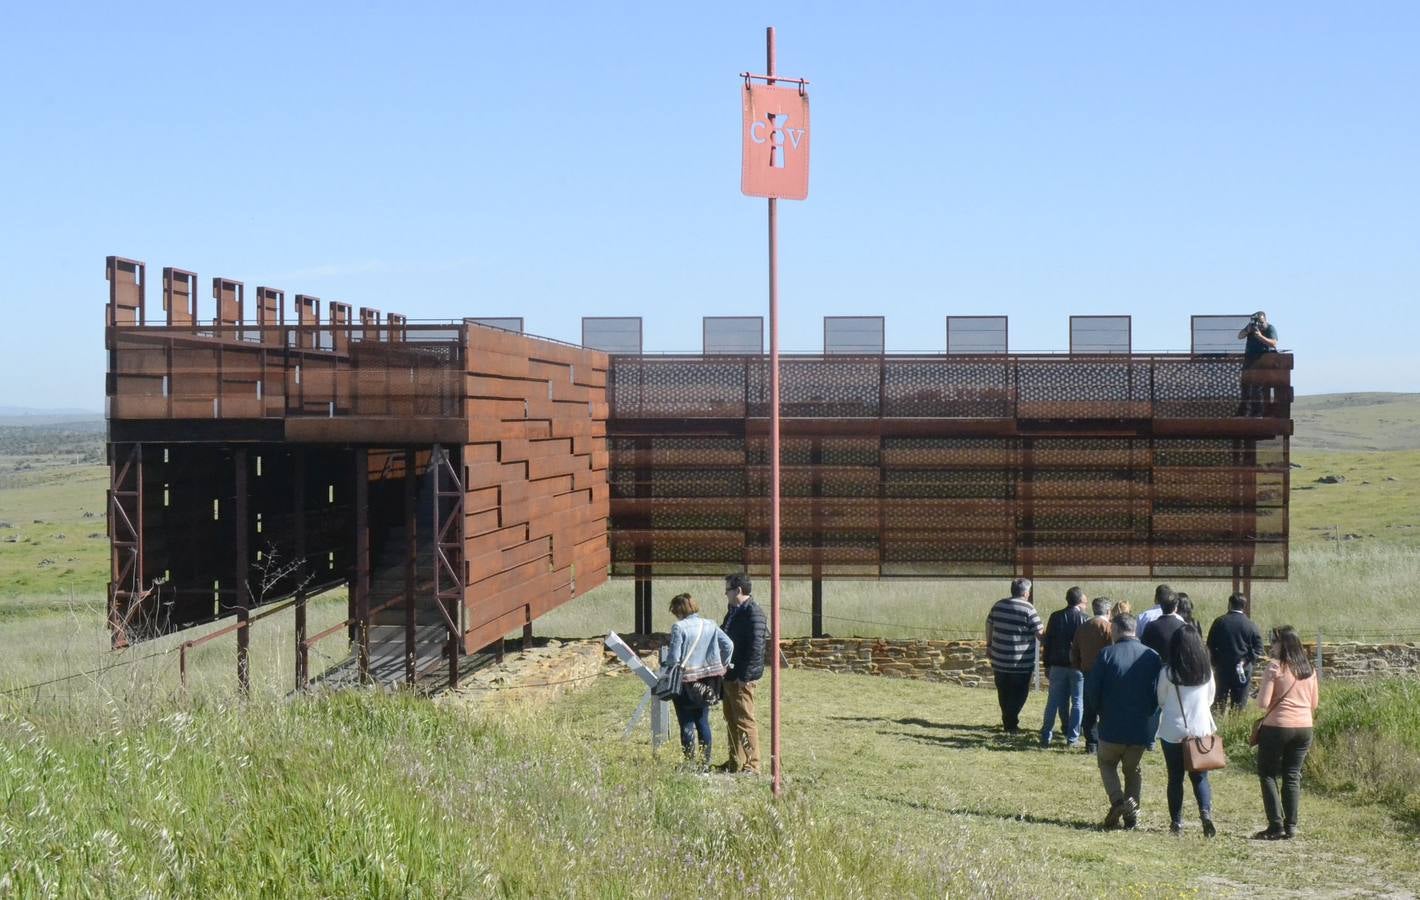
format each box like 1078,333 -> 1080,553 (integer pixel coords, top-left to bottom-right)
652,618 -> 707,700
1247,674 -> 1296,747
682,675 -> 723,708
1176,683 -> 1227,772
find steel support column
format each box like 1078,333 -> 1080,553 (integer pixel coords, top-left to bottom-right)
433,444 -> 465,689
354,447 -> 371,683
234,448 -> 250,694
294,448 -> 309,691
404,446 -> 418,684
107,442 -> 144,649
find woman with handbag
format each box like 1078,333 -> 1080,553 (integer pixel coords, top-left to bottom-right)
1252,625 -> 1320,840
665,593 -> 734,768
1155,626 -> 1219,836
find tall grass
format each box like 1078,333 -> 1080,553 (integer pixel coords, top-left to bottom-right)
1218,678 -> 1420,828
3,622 -> 1418,895
0,590 -> 348,717
0,686 -> 995,897
536,543 -> 1420,642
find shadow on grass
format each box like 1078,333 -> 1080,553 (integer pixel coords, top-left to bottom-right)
884,729 -> 1036,753
831,714 -> 1037,751
829,715 -> 999,733
868,792 -> 1105,832
945,805 -> 1106,832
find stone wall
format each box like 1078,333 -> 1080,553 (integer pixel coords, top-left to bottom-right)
778,637 -> 1420,686
779,638 -> 997,687
1318,642 -> 1420,679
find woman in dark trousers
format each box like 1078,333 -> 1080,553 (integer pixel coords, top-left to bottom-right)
1253,626 -> 1320,840
664,593 -> 734,768
1155,627 -> 1217,836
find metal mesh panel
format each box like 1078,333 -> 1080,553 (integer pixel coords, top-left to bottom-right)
1070,316 -> 1131,354
781,359 -> 879,416
882,358 -> 1013,417
605,354 -> 1291,580
824,316 -> 884,354
946,316 -> 1008,354
703,317 -> 763,354
1191,315 -> 1251,354
1017,358 -> 1151,418
1152,357 -> 1246,418
582,317 -> 642,354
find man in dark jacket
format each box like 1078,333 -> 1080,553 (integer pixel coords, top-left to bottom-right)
717,573 -> 767,774
1039,587 -> 1090,748
1141,591 -> 1185,659
1206,592 -> 1265,711
1085,613 -> 1162,829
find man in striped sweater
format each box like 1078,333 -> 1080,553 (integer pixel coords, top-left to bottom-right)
986,577 -> 1044,734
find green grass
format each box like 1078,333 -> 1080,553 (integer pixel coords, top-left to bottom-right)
5,664 -> 1418,897
1216,679 -> 1420,831
0,464 -> 109,600
0,590 -> 349,710
1289,450 -> 1420,546
1291,392 -> 1420,451
538,542 -> 1420,642
3,416 -> 1420,896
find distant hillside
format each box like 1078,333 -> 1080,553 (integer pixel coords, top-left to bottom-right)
0,412 -> 104,427
0,406 -> 101,417
1292,393 -> 1420,451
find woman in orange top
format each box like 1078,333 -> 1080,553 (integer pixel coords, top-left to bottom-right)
1252,625 -> 1320,840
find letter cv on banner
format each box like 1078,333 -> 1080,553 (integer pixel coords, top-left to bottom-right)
741,83 -> 810,200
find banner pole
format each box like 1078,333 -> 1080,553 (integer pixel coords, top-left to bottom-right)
766,23 -> 783,799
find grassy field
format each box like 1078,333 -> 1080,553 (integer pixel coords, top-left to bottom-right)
537,542 -> 1420,643
1,400 -> 1419,895
3,660 -> 1417,896
0,464 -> 109,610
1291,392 -> 1420,451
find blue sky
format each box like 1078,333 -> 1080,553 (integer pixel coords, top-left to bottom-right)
1,2 -> 1416,408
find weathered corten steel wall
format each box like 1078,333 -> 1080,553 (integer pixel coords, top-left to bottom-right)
105,254 -> 1293,671
607,353 -> 1292,581
104,257 -> 613,665
459,327 -> 611,652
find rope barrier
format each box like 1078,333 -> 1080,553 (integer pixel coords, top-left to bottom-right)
0,645 -> 180,697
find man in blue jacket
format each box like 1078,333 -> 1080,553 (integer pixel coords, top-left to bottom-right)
717,573 -> 767,775
1084,612 -> 1162,829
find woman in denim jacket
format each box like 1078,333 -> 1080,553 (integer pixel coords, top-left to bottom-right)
665,593 -> 735,766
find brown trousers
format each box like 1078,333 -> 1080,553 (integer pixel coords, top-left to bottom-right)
722,678 -> 761,772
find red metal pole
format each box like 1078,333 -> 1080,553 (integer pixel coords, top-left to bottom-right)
766,24 -> 783,798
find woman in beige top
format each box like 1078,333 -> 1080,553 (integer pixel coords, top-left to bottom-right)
1252,625 -> 1320,840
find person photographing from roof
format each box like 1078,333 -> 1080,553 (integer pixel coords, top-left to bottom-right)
1238,311 -> 1280,415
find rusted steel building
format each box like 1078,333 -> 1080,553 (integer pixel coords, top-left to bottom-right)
105,257 -> 1292,687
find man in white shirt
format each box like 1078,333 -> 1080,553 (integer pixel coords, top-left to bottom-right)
1134,585 -> 1175,640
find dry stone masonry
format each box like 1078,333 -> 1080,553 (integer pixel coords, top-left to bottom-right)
777,637 -> 1420,686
